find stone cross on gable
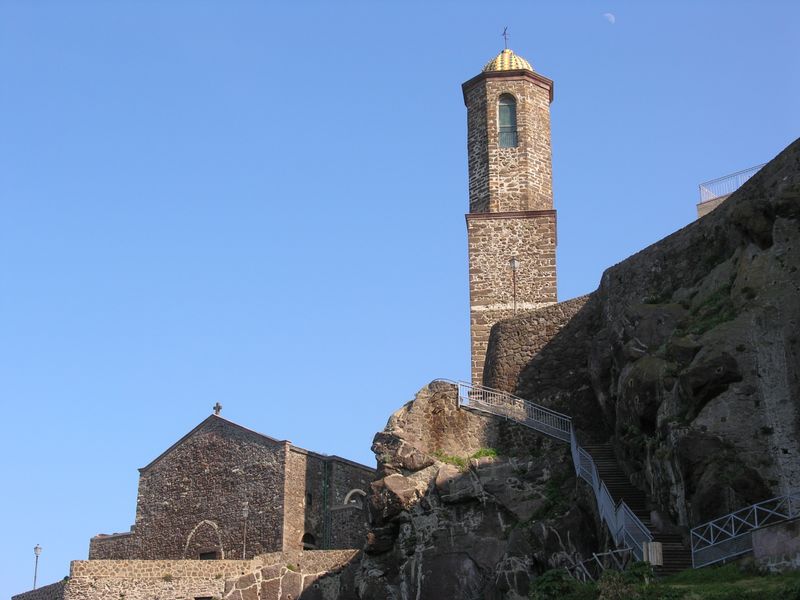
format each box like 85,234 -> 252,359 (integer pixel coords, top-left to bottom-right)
213,402 -> 222,415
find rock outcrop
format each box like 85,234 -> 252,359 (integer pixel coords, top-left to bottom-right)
355,138 -> 799,599
356,382 -> 603,600
485,137 -> 800,527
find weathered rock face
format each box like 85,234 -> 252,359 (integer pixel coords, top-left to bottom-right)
485,138 -> 800,528
356,382 -> 603,600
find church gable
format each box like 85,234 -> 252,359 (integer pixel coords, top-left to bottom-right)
123,415 -> 289,559
138,414 -> 286,474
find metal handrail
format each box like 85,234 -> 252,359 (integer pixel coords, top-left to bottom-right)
690,490 -> 800,567
566,548 -> 634,582
438,380 -> 799,570
441,379 -> 654,560
698,163 -> 765,203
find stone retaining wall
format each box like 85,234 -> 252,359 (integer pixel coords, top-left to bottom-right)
12,581 -> 66,600
15,550 -> 360,600
753,518 -> 800,573
483,294 -> 591,392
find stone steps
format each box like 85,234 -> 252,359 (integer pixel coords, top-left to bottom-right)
583,443 -> 692,576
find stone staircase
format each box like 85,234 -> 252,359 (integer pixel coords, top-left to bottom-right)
583,444 -> 692,576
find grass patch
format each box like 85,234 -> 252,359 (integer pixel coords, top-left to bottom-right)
675,283 -> 737,336
530,564 -> 800,600
471,447 -> 498,459
432,450 -> 468,470
432,447 -> 499,470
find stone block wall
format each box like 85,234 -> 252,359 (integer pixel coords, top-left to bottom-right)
696,194 -> 729,218
464,73 -> 554,214
330,505 -> 369,550
753,518 -> 800,572
326,461 -> 373,549
467,212 -> 557,382
134,418 -> 287,560
89,531 -> 137,560
12,581 -> 66,600
283,448 -> 374,552
483,295 -> 591,392
90,416 -> 288,560
90,415 -> 374,563
15,551 -> 361,600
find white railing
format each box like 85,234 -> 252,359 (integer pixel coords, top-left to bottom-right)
455,380 -> 571,442
440,379 -> 798,570
690,490 -> 800,568
698,163 -> 765,203
444,380 -> 653,560
566,548 -> 634,583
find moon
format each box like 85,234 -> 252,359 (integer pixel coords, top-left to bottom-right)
603,12 -> 616,25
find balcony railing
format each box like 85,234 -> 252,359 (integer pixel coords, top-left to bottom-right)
698,164 -> 765,203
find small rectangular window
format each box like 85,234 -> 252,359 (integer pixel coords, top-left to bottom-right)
199,551 -> 218,560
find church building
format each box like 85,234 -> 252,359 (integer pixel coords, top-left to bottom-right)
89,410 -> 374,561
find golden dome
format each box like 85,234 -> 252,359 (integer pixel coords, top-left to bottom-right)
482,48 -> 533,73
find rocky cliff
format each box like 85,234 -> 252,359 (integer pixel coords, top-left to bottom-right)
485,138 -> 800,527
355,139 -> 800,599
356,382 -> 604,600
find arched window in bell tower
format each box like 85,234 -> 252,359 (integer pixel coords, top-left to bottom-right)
498,94 -> 518,148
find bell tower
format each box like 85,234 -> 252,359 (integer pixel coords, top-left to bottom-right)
463,48 -> 558,383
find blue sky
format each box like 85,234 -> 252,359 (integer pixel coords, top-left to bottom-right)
1,1 -> 798,595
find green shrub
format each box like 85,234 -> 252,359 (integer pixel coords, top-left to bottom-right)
529,569 -> 597,600
432,450 -> 468,470
471,447 -> 498,459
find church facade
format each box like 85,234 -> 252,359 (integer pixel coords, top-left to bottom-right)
90,413 -> 374,561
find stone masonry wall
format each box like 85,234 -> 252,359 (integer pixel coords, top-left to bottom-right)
464,73 -> 553,214
90,416 -> 289,560
89,531 -> 137,560
753,518 -> 800,573
12,581 -> 66,600
284,450 -> 339,552
17,551 -> 361,600
283,448 -> 316,552
483,295 -> 591,392
465,79 -> 490,213
283,449 -> 374,552
330,505 -> 369,551
467,212 -> 557,382
327,461 -> 373,549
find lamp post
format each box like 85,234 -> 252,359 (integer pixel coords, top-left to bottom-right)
509,256 -> 519,314
33,544 -> 42,590
242,503 -> 249,559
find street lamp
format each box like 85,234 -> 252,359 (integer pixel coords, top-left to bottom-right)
509,257 -> 519,314
33,544 -> 42,590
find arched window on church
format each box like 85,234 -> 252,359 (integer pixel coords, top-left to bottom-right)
498,94 -> 518,148
302,533 -> 317,550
